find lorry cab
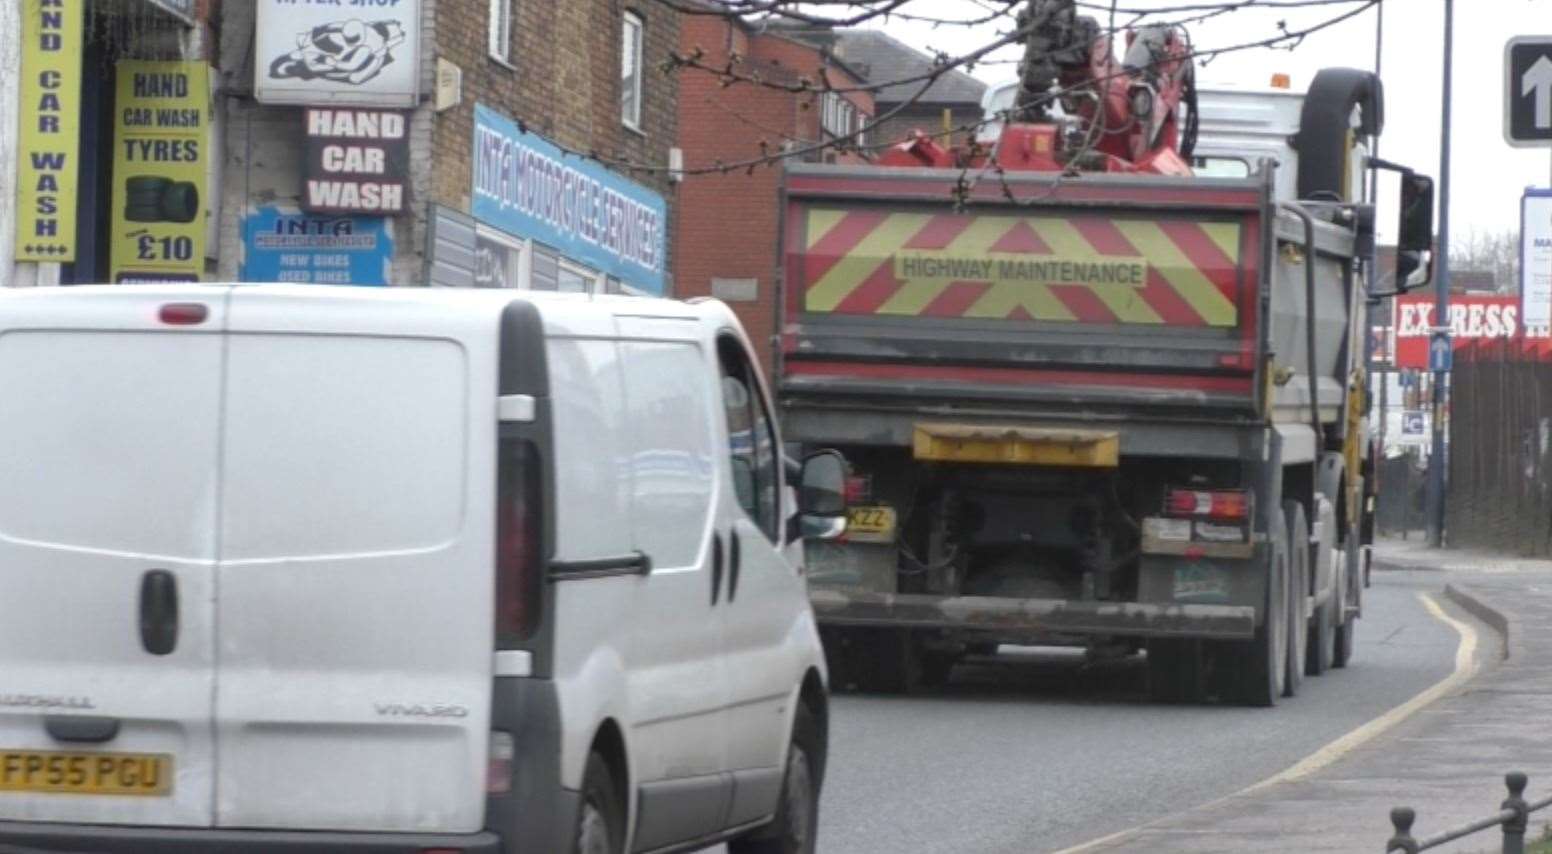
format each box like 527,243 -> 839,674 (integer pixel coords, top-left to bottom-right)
0,285 -> 837,854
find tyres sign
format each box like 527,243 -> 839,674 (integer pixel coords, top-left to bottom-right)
109,61 -> 208,283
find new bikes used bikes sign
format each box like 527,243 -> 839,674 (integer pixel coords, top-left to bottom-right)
254,0 -> 420,107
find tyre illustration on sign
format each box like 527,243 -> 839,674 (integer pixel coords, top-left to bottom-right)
267,19 -> 406,86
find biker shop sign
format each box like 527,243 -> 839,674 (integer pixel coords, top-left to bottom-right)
254,0 -> 421,107
472,104 -> 667,295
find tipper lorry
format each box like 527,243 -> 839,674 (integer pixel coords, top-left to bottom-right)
782,0 -> 1437,705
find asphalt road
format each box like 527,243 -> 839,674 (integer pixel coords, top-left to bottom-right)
721,570 -> 1476,854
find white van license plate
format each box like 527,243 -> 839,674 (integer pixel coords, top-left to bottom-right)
0,749 -> 171,796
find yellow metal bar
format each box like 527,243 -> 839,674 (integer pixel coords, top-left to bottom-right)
912,423 -> 1120,468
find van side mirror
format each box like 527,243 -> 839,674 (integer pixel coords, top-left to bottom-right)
1395,173 -> 1435,289
799,451 -> 846,516
798,450 -> 847,540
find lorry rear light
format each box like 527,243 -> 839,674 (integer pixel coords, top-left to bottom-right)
495,439 -> 542,643
158,303 -> 207,325
1165,488 -> 1250,521
844,475 -> 871,504
486,730 -> 514,795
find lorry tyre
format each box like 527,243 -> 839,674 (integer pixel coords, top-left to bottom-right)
852,630 -> 945,693
1146,638 -> 1202,704
1227,507 -> 1289,706
1283,500 -> 1309,695
1333,518 -> 1362,667
730,705 -> 820,854
1303,501 -> 1334,677
819,628 -> 856,692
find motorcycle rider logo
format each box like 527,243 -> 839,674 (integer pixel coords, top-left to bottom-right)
268,19 -> 406,86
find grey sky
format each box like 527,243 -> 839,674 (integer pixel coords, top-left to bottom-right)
855,0 -> 1552,244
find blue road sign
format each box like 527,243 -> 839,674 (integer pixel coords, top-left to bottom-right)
1429,332 -> 1453,373
1402,411 -> 1425,435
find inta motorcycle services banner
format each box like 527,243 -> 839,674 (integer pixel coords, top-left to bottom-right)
109,61 -> 209,284
15,0 -> 83,262
254,0 -> 421,107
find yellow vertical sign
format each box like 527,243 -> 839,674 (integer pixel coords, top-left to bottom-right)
109,61 -> 209,283
15,0 -> 83,262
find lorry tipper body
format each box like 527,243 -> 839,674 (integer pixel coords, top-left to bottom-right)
779,1 -> 1436,705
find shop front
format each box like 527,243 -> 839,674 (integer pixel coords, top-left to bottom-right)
9,0 -> 213,285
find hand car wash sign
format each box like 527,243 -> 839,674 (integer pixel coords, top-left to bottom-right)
303,109 -> 408,214
15,0 -> 83,262
471,104 -> 667,296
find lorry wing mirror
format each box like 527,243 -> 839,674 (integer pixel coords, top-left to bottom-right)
1395,173 -> 1435,289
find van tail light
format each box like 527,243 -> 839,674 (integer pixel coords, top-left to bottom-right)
486,730 -> 514,795
1165,488 -> 1250,522
495,439 -> 542,642
158,303 -> 208,325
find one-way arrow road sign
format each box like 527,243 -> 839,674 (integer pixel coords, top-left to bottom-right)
1507,37 -> 1552,146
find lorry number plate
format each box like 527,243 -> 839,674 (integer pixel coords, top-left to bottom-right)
846,505 -> 897,542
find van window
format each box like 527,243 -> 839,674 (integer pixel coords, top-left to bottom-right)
0,331 -> 222,559
620,342 -> 716,569
220,335 -> 468,560
716,337 -> 780,543
545,338 -> 634,558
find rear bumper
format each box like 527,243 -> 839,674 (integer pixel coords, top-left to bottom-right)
809,589 -> 1256,640
0,823 -> 502,853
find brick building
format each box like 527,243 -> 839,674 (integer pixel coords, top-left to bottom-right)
674,15 -> 872,368
209,0 -> 678,294
786,28 -> 987,150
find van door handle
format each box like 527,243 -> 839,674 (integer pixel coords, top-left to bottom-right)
710,534 -> 724,606
139,570 -> 179,656
729,530 -> 742,602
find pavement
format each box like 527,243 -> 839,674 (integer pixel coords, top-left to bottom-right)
1068,538 -> 1552,853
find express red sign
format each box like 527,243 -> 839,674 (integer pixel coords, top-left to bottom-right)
1392,294 -> 1520,368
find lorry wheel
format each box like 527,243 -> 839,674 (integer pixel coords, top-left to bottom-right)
1230,506 -> 1289,706
1146,638 -> 1202,704
1333,521 -> 1361,668
819,628 -> 856,692
1283,501 -> 1309,695
1302,502 -> 1334,677
851,630 -> 943,693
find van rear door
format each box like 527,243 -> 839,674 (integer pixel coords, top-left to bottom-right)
213,289 -> 495,832
0,288 -> 226,827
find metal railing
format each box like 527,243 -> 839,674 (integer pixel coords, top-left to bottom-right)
1388,772 -> 1552,853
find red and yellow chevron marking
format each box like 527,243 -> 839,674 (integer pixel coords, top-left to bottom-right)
799,208 -> 1243,327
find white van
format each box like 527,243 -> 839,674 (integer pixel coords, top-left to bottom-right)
0,285 -> 843,854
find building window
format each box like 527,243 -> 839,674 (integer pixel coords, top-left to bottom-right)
489,0 -> 514,65
558,259 -> 598,294
820,91 -> 857,140
474,227 -> 524,288
621,11 -> 644,131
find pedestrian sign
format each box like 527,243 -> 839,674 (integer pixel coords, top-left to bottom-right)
1429,332 -> 1453,373
1402,411 -> 1425,436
